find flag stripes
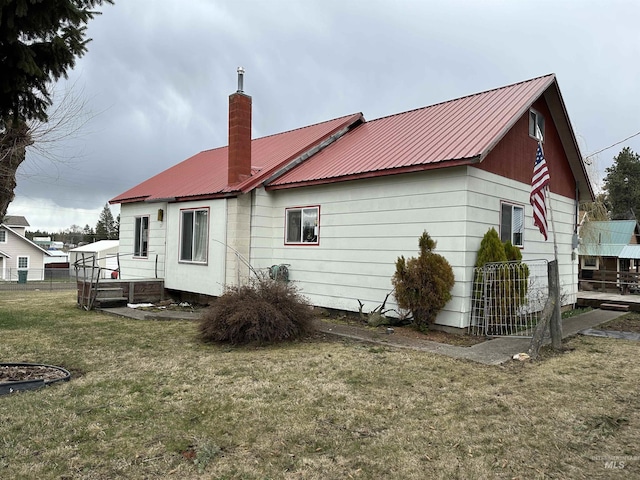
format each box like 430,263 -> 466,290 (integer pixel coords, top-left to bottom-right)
530,142 -> 550,240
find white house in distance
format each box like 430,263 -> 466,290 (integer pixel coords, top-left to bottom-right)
110,72 -> 593,330
0,216 -> 52,281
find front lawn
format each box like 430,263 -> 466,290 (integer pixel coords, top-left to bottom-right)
0,291 -> 638,479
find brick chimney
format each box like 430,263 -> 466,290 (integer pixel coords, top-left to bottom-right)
228,67 -> 252,185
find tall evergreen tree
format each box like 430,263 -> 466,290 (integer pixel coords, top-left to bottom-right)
603,147 -> 640,220
82,224 -> 94,243
0,0 -> 113,219
95,203 -> 116,240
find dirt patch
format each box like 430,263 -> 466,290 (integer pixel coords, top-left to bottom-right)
320,318 -> 485,347
381,324 -> 485,346
0,365 -> 69,383
598,312 -> 640,333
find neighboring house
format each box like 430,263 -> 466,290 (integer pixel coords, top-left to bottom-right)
69,240 -> 120,279
45,250 -> 70,265
110,73 -> 593,330
0,216 -> 52,281
578,220 -> 640,290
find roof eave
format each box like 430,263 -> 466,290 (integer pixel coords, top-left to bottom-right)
543,81 -> 596,203
265,156 -> 481,191
2,225 -> 52,255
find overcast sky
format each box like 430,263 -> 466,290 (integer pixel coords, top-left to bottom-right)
8,0 -> 640,232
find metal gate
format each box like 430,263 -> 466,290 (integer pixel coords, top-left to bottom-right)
469,259 -> 549,337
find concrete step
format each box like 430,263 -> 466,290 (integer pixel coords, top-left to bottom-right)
600,303 -> 630,312
95,297 -> 128,308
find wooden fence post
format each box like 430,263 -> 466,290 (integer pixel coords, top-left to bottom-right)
528,260 -> 562,359
549,260 -> 563,350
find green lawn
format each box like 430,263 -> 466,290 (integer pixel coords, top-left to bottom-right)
0,291 -> 638,479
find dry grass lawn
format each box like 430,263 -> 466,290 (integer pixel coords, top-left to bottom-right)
0,291 -> 638,479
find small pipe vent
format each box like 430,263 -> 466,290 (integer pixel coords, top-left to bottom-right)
237,66 -> 245,93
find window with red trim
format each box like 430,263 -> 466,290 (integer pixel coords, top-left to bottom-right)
285,206 -> 319,245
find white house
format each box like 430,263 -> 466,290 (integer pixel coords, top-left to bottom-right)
0,216 -> 51,281
110,73 -> 593,330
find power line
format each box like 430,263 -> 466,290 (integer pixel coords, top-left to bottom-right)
586,129 -> 640,158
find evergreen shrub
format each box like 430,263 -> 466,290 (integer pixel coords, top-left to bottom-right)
392,231 -> 455,331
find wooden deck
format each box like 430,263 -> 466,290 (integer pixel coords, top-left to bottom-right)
77,278 -> 165,309
577,291 -> 640,311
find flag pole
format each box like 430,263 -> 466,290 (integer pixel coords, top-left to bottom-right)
531,127 -> 562,349
546,187 -> 559,264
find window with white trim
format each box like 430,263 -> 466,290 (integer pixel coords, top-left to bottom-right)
285,206 -> 319,245
500,202 -> 524,247
0,230 -> 5,243
581,256 -> 599,270
529,109 -> 545,141
180,208 -> 209,263
134,216 -> 149,257
18,256 -> 28,269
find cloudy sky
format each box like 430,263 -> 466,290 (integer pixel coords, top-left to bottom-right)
9,0 -> 640,232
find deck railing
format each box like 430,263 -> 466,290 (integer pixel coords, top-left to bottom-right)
578,269 -> 640,294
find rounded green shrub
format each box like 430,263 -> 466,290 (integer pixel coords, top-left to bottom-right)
475,228 -> 507,267
392,231 -> 455,331
474,229 -> 530,334
199,279 -> 315,345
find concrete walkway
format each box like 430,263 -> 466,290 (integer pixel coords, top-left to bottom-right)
100,305 -> 629,366
314,308 -> 628,365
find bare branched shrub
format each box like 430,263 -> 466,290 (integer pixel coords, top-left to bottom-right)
199,279 -> 316,345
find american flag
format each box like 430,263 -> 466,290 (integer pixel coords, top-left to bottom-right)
530,141 -> 550,240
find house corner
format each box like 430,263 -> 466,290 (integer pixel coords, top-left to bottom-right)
225,193 -> 252,286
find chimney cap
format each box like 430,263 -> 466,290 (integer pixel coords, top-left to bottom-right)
237,66 -> 245,92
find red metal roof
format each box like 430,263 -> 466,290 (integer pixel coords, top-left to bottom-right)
112,74 -> 594,204
268,74 -> 555,188
110,113 -> 363,204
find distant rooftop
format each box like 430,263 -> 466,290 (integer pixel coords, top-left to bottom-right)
2,215 -> 29,227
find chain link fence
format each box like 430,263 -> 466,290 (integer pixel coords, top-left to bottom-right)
0,268 -> 76,291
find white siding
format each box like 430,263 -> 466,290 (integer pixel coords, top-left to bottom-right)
251,167 -> 472,328
119,203 -> 167,280
225,193 -> 252,286
0,227 -> 47,280
164,199 -> 228,297
467,167 -> 578,306
251,166 -> 579,329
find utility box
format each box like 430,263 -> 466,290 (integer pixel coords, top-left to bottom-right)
17,270 -> 27,284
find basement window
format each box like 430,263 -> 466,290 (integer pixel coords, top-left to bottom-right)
134,216 -> 149,258
285,206 -> 319,245
500,202 -> 524,247
180,208 -> 209,263
529,109 -> 545,141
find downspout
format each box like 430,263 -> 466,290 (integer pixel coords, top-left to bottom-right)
223,198 -> 228,286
